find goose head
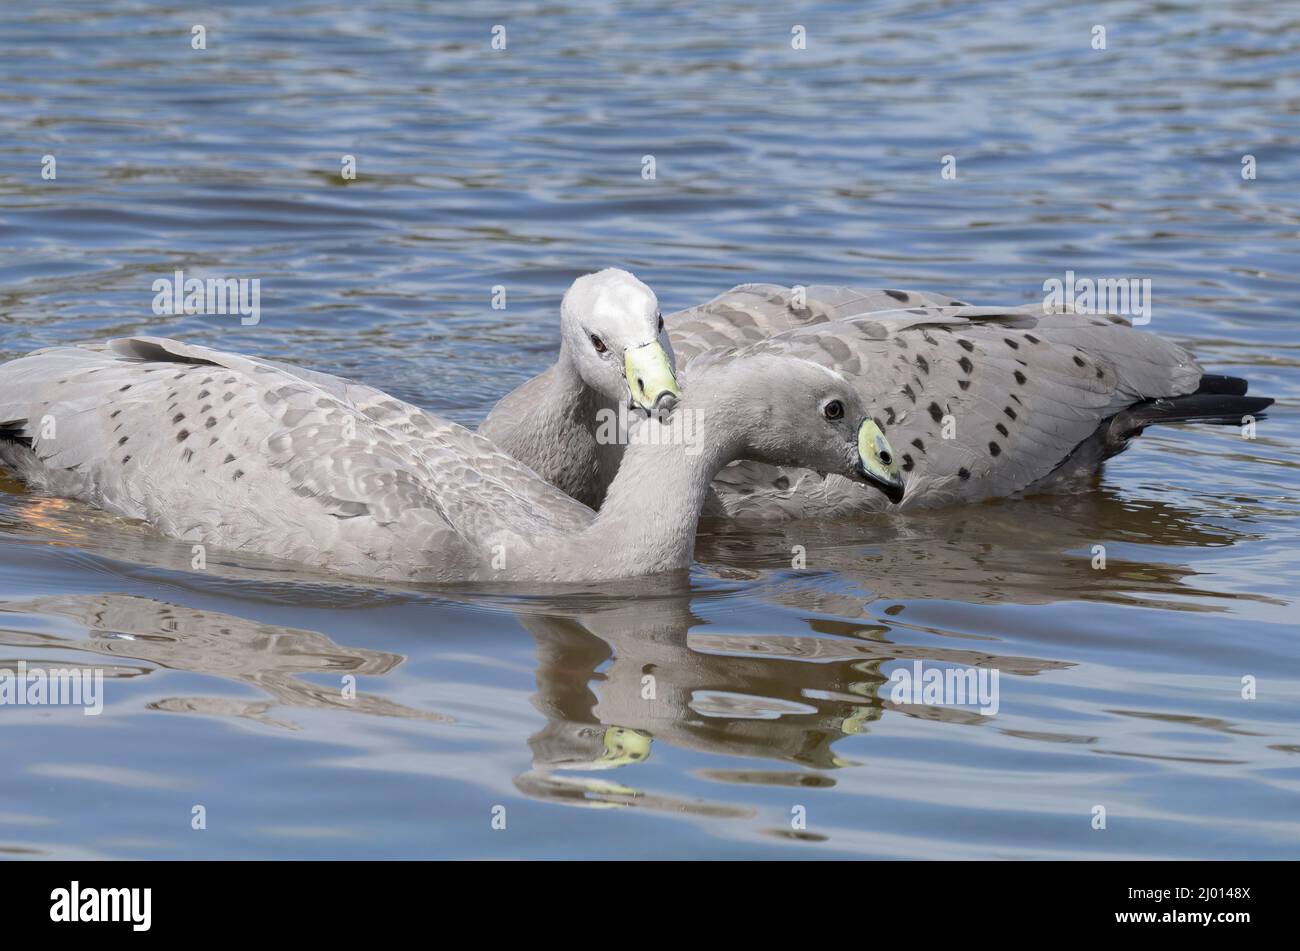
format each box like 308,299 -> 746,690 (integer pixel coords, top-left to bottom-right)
710,354 -> 907,505
560,268 -> 680,416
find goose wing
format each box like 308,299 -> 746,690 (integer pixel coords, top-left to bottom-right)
666,283 -> 967,360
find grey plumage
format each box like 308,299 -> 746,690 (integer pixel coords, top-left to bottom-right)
0,335 -> 874,581
0,336 -> 591,581
653,284 -> 1267,519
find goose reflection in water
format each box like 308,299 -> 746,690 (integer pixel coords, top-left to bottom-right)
511,597 -> 1071,814
0,594 -> 447,730
695,484 -> 1280,612
0,479 -> 1279,824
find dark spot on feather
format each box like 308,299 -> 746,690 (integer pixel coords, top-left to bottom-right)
222,392 -> 235,402
915,355 -> 929,373
1073,355 -> 1086,367
958,467 -> 971,480
223,454 -> 235,464
1011,393 -> 1023,404
996,423 -> 1008,436
885,289 -> 910,302
177,429 -> 189,441
198,389 -> 210,399
122,455 -> 131,464
911,438 -> 925,452
989,442 -> 1001,456
902,384 -> 916,403
958,356 -> 973,374
172,413 -> 185,423
1024,334 -> 1040,343
119,384 -> 131,392
110,410 -> 121,418
117,436 -> 127,445
205,417 -> 217,428
958,339 -> 974,352
1014,370 -> 1027,385
901,454 -> 914,472
1004,337 -> 1019,349
1004,406 -> 1017,420
885,407 -> 896,424
921,331 -> 937,345
233,469 -> 245,481
1096,368 -> 1104,378
958,380 -> 970,390
928,402 -> 944,423
949,300 -> 965,306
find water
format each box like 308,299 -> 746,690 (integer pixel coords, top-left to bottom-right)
1,0 -> 1298,859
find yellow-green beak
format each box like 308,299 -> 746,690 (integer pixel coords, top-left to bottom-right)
624,341 -> 680,413
856,419 -> 905,504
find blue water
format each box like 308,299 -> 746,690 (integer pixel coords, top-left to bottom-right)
0,0 -> 1297,858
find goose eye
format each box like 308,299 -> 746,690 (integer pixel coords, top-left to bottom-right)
823,399 -> 844,421
879,449 -> 893,465
590,334 -> 607,353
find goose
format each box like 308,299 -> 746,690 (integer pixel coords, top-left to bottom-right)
0,334 -> 899,583
479,268 -> 681,509
494,282 -> 1273,520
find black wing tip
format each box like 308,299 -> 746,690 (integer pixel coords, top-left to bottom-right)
1196,373 -> 1250,397
1127,393 -> 1274,429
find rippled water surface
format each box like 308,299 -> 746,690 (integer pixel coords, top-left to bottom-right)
1,1 -> 1298,859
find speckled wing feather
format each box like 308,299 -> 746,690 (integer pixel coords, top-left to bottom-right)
666,283 -> 967,360
0,337 -> 593,580
672,288 -> 1201,518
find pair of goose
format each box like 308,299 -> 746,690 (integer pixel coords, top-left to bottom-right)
0,269 -> 1271,583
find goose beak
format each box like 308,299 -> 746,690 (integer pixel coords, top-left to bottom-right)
624,341 -> 680,414
855,418 -> 905,504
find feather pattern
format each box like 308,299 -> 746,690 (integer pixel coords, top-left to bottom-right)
0,337 -> 595,581
665,284 -> 1209,518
